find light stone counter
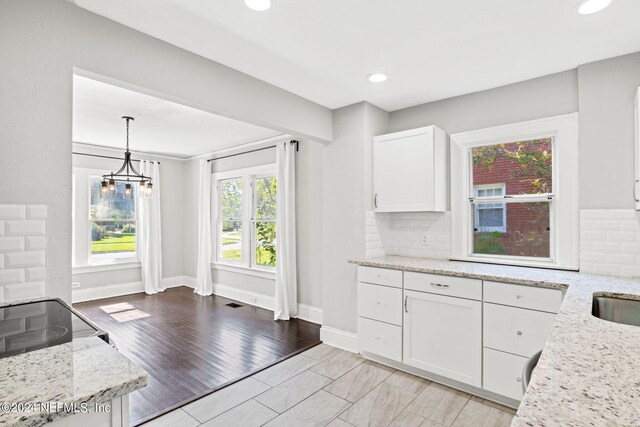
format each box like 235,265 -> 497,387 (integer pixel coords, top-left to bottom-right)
350,256 -> 640,426
0,336 -> 147,427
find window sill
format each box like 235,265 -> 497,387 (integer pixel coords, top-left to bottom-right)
449,256 -> 578,271
211,262 -> 276,280
72,261 -> 141,275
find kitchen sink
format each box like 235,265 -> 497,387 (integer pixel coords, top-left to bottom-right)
592,294 -> 640,327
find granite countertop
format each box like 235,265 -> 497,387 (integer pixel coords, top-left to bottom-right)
0,336 -> 147,427
350,256 -> 640,426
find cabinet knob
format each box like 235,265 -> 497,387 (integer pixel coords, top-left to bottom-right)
376,301 -> 380,305
517,330 -> 523,335
516,295 -> 522,300
376,336 -> 380,340
516,377 -> 522,382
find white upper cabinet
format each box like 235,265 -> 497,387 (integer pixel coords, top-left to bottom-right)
635,88 -> 640,210
373,126 -> 448,212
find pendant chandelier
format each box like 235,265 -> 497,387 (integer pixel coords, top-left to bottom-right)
101,116 -> 152,199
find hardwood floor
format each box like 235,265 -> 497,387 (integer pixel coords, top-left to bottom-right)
74,287 -> 321,426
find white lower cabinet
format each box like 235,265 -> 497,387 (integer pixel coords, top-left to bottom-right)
356,266 -> 563,404
483,348 -> 528,400
359,317 -> 402,361
402,290 -> 482,387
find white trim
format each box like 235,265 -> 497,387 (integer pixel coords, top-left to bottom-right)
73,261 -> 141,275
319,326 -> 359,353
297,304 -> 324,325
211,262 -> 276,279
71,276 -> 193,303
450,113 -> 579,269
72,281 -> 143,303
212,283 -> 322,324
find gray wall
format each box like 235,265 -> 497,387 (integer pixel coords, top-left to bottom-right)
0,0 -> 331,302
322,102 -> 389,333
578,52 -> 640,209
389,69 -> 579,136
183,140 -> 325,309
71,145 -> 185,288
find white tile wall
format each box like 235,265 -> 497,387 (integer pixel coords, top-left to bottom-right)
365,211 -> 451,259
580,209 -> 640,278
0,205 -> 47,303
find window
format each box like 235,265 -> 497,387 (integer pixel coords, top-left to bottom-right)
214,164 -> 277,270
89,177 -> 137,263
72,168 -> 139,268
451,114 -> 579,269
473,184 -> 506,233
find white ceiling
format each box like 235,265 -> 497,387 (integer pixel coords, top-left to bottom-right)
71,0 -> 640,111
72,75 -> 281,158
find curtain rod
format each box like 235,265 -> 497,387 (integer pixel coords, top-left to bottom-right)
207,140 -> 299,163
72,151 -> 160,164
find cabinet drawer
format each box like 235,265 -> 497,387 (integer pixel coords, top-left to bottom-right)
484,281 -> 563,313
358,266 -> 403,288
484,303 -> 556,357
404,272 -> 482,301
358,317 -> 402,362
358,282 -> 402,325
483,348 -> 528,401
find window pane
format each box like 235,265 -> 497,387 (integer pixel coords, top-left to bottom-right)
472,138 -> 552,195
221,221 -> 242,261
255,221 -> 276,267
255,176 -> 277,220
221,179 -> 243,220
90,221 -> 136,255
90,179 -> 136,220
477,206 -> 504,228
473,202 -> 550,258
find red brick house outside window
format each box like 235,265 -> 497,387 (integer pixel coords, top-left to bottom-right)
471,138 -> 552,258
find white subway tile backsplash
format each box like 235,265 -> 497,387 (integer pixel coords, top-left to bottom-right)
25,205 -> 47,220
0,270 -> 25,286
0,205 -> 26,221
0,205 -> 47,302
25,267 -> 46,282
5,221 -> 46,237
25,236 -> 46,252
4,252 -> 45,269
3,282 -> 45,303
365,210 -> 451,259
0,237 -> 25,253
580,209 -> 640,278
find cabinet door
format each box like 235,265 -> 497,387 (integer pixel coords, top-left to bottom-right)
373,128 -> 434,212
403,290 -> 482,387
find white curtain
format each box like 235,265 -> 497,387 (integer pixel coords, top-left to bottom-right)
195,159 -> 214,296
274,141 -> 297,320
139,161 -> 164,295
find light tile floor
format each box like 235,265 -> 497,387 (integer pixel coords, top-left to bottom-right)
141,344 -> 515,427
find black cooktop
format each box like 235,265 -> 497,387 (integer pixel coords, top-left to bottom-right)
0,298 -> 108,359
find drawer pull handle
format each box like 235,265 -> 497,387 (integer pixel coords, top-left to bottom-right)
517,331 -> 523,336
516,295 -> 522,299
516,377 -> 522,382
404,296 -> 408,313
430,283 -> 450,288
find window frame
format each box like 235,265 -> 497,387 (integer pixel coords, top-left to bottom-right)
72,168 -> 140,268
212,164 -> 277,273
473,183 -> 507,233
450,114 -> 579,270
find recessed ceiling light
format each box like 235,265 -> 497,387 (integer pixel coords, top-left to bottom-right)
576,0 -> 612,15
244,0 -> 271,11
367,73 -> 388,83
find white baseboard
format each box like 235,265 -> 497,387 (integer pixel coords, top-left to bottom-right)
213,282 -> 323,325
320,326 -> 358,353
71,276 -> 193,303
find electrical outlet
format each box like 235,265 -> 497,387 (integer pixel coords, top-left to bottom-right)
420,233 -> 429,246
71,282 -> 81,288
